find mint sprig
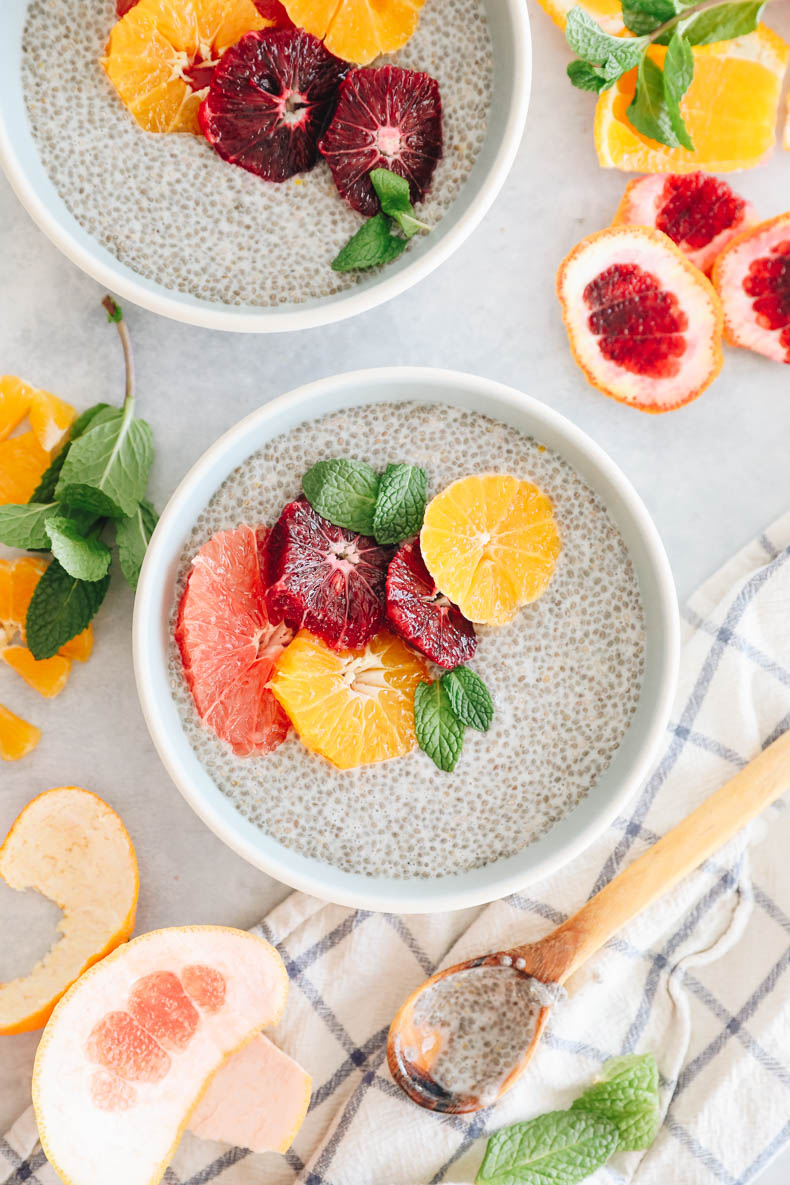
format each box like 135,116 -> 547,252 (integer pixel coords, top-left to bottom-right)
115,499 -> 159,591
25,561 -> 111,661
571,1052 -> 660,1151
414,679 -> 466,772
442,666 -> 494,732
565,0 -> 768,150
302,459 -> 381,535
371,463 -> 427,545
331,168 -> 430,272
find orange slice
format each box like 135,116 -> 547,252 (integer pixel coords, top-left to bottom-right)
0,787 -> 139,1032
2,646 -> 72,698
0,703 -> 41,761
59,625 -> 94,663
535,0 -> 624,34
33,926 -> 288,1185
0,376 -> 35,442
595,26 -> 789,173
104,0 -> 271,134
7,556 -> 48,634
0,430 -> 51,505
420,474 -> 562,626
271,628 -> 428,770
282,0 -> 424,65
28,388 -> 77,452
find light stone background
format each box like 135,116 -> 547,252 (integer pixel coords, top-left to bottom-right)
1,2 -> 789,1180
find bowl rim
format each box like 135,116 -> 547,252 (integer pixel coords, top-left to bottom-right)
0,2 -> 531,333
133,367 -> 680,913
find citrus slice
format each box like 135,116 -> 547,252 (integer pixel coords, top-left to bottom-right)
103,0 -> 271,134
282,0 -> 424,65
7,556 -> 48,634
28,388 -> 77,452
189,1033 -> 311,1152
535,0 -> 624,34
33,926 -> 288,1185
271,628 -> 428,770
420,474 -> 562,626
0,376 -> 34,442
595,27 -> 789,173
1,645 -> 72,698
0,788 -> 138,1033
0,430 -> 51,505
557,225 -> 724,412
59,625 -> 94,662
0,704 -> 41,761
712,213 -> 790,364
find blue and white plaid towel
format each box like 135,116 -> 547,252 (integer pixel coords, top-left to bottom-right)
4,517 -> 790,1185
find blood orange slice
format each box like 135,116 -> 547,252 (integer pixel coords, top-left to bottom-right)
33,926 -> 288,1185
712,213 -> 790,364
176,525 -> 293,756
557,225 -> 724,413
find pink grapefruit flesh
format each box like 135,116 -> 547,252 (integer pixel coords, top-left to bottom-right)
712,213 -> 790,364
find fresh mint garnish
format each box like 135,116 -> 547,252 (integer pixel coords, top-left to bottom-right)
331,213 -> 407,272
44,515 -> 112,583
476,1110 -> 619,1185
442,666 -> 494,732
0,503 -> 58,550
115,499 -> 159,591
55,403 -> 153,519
302,459 -> 381,535
414,679 -> 465,772
571,1053 -> 660,1151
371,463 -> 427,544
370,168 -> 430,239
25,560 -> 111,660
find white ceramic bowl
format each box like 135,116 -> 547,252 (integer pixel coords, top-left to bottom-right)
0,2 -> 530,332
134,368 -> 679,913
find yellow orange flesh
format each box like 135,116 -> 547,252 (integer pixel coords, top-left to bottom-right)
534,0 -> 624,34
0,787 -> 139,1033
28,389 -> 76,453
59,625 -> 94,663
7,557 -> 48,635
283,0 -> 424,64
271,629 -> 428,770
104,0 -> 270,134
0,376 -> 34,442
0,431 -> 51,504
0,704 -> 41,761
420,474 -> 562,626
2,646 -> 72,698
595,27 -> 789,173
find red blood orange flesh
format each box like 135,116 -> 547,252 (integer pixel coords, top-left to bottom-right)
266,497 -> 391,651
199,29 -> 347,182
712,213 -> 790,364
613,173 -> 757,275
254,0 -> 295,26
386,538 -> 476,669
557,225 -> 723,412
318,65 -> 442,215
176,524 -> 292,756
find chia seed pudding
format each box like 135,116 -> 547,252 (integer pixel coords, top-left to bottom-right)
21,0 -> 494,307
167,401 -> 646,881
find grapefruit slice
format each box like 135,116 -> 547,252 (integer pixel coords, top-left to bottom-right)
189,1033 -> 311,1152
176,525 -> 293,756
0,788 -> 138,1034
613,173 -> 757,275
557,225 -> 724,412
712,213 -> 790,364
33,927 -> 288,1185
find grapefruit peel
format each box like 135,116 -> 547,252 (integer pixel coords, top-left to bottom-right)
712,213 -> 790,365
0,787 -> 139,1034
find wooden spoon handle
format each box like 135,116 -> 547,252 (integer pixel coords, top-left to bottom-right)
529,728 -> 790,984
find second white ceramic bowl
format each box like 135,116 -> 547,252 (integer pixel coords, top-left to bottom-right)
134,368 -> 679,913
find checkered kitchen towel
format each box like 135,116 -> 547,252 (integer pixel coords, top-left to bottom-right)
5,516 -> 790,1185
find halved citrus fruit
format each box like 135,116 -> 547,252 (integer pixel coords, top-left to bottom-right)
0,376 -> 34,442
0,704 -> 41,761
1,645 -> 72,698
103,0 -> 271,134
712,213 -> 790,364
613,173 -> 757,275
33,926 -> 288,1185
0,787 -> 138,1033
420,474 -> 561,625
176,525 -> 292,756
535,0 -> 624,34
0,430 -> 51,505
557,225 -> 724,412
282,0 -> 424,65
271,628 -> 428,769
189,1033 -> 311,1152
595,27 -> 789,173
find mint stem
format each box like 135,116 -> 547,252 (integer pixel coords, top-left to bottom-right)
102,295 -> 135,410
645,0 -> 776,44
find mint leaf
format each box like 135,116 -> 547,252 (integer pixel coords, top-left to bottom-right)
414,679 -> 465,772
600,37 -> 650,80
44,515 -> 112,583
25,560 -> 110,659
572,1053 -> 660,1151
69,402 -> 114,439
442,667 -> 493,732
566,8 -> 647,63
0,502 -> 57,549
370,168 -> 429,238
371,463 -> 427,544
302,459 -> 381,534
678,0 -> 762,44
627,55 -> 681,148
115,499 -> 158,590
622,0 -> 679,35
567,60 -> 609,91
332,213 -> 407,272
476,1111 -> 619,1185
55,402 -> 154,519
663,31 -> 695,149
29,403 -> 113,502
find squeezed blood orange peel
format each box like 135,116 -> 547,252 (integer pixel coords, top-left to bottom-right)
712,213 -> 790,365
33,926 -> 289,1185
0,788 -> 138,1034
557,225 -> 723,412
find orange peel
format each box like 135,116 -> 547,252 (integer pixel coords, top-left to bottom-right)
0,788 -> 138,1033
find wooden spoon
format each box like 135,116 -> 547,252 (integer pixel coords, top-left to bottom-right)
388,729 -> 790,1113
